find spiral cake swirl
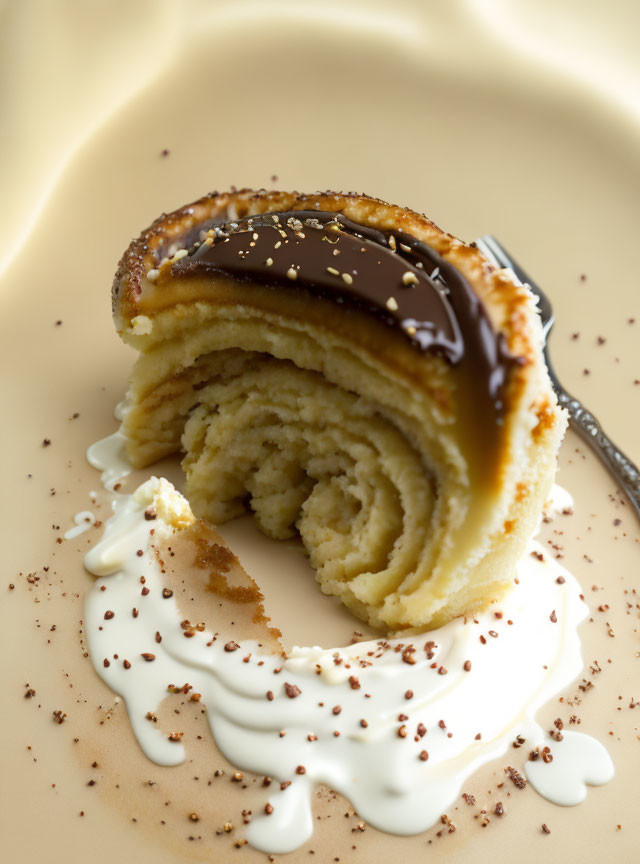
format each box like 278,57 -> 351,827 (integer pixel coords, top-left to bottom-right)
112,190 -> 565,631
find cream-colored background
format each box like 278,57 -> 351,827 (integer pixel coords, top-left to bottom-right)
1,1 -> 639,862
2,0 -> 640,276
1,0 -> 639,456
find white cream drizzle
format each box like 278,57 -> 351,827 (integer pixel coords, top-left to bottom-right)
64,510 -> 96,540
546,483 -> 575,515
83,474 -> 614,854
526,729 -> 613,805
86,430 -> 131,491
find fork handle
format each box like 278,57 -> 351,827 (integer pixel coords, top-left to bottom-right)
553,383 -> 640,520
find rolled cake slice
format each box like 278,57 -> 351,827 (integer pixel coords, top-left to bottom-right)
112,190 -> 565,631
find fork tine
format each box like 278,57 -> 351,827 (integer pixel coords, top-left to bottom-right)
476,237 -> 640,521
476,235 -> 554,337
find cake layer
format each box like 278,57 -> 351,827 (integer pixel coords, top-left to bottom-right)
112,190 -> 565,630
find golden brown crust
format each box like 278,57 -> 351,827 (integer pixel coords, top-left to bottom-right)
112,190 -> 565,629
112,188 -> 535,371
112,190 -> 541,509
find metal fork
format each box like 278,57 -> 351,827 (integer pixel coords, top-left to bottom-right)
476,235 -> 640,521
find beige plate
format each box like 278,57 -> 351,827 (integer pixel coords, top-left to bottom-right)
1,2 -> 639,862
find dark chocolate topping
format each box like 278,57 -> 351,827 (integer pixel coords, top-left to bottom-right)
173,210 -> 520,414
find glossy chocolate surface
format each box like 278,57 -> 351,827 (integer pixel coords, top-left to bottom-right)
174,210 -> 520,414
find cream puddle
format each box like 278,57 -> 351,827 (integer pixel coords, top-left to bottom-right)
82,464 -> 613,855
86,430 -> 131,491
525,730 -> 613,805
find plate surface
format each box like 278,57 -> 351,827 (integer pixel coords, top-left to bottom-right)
1,2 -> 639,862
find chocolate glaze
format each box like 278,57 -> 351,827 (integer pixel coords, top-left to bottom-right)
173,210 -> 521,415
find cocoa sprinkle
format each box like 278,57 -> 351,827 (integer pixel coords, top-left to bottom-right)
505,766 -> 527,789
402,646 -> 417,665
284,682 -> 302,698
